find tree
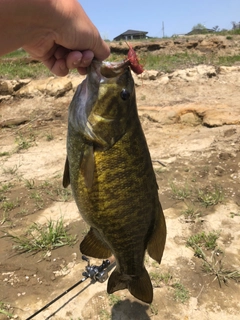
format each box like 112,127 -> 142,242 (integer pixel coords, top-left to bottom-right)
232,21 -> 240,30
192,23 -> 206,30
212,25 -> 220,32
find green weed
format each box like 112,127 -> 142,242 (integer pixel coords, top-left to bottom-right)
1,199 -> 19,213
172,282 -> 190,303
24,179 -> 35,189
0,151 -> 10,157
0,183 -> 13,192
0,183 -> 13,201
40,180 -> 52,188
108,294 -> 121,306
230,211 -> 240,218
45,186 -> 72,202
3,165 -> 19,175
186,231 -> 220,256
30,191 -> 44,209
181,206 -> 201,221
217,55 -> 240,66
186,231 -> 240,286
15,133 -> 34,152
99,310 -> 110,320
170,181 -> 191,200
144,52 -> 208,72
46,132 -> 54,141
150,303 -> 158,315
0,301 -> 14,317
150,271 -> 172,287
197,185 -> 224,207
2,48 -> 27,59
194,246 -> 240,287
0,57 -> 52,79
8,217 -> 77,253
18,208 -> 29,216
55,187 -> 72,202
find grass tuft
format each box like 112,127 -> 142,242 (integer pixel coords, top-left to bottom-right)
172,282 -> 190,303
186,231 -> 220,256
150,271 -> 172,287
197,185 -> 224,207
170,181 -> 191,200
6,217 -> 77,253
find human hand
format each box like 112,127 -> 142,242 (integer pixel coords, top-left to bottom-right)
23,0 -> 110,76
0,0 -> 110,76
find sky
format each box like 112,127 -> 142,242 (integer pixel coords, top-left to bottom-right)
79,0 -> 240,40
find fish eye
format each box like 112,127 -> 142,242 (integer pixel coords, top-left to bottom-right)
120,89 -> 130,101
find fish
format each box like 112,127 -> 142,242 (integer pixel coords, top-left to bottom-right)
63,58 -> 166,304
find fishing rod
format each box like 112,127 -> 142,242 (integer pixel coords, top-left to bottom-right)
26,255 -> 115,320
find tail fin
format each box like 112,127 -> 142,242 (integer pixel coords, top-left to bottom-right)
107,267 -> 153,304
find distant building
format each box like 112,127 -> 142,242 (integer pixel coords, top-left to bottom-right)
113,30 -> 148,41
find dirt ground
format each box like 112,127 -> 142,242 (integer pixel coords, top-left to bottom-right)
1,41 -> 240,319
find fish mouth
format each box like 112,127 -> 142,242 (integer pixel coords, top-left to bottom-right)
90,59 -> 131,83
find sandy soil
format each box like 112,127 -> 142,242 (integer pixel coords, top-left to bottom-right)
0,51 -> 240,319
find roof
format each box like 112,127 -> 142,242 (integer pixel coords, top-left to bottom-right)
114,29 -> 148,39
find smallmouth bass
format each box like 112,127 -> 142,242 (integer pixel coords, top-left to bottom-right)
63,59 -> 166,303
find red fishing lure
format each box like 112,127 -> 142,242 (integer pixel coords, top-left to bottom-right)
126,42 -> 144,75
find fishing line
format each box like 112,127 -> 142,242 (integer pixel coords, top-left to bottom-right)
26,277 -> 88,320
45,280 -> 93,320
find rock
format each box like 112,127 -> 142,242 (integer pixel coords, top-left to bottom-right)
12,79 -> 31,91
224,128 -> 237,137
16,77 -> 72,98
16,78 -> 52,97
158,75 -> 169,84
170,69 -> 198,82
0,80 -> 13,95
140,70 -> 158,80
131,73 -> 142,86
196,65 -> 217,77
180,112 -> 202,126
0,117 -> 29,128
203,109 -> 240,127
215,165 -> 225,176
218,66 -> 240,74
160,110 -> 179,124
70,76 -> 85,91
218,152 -> 236,160
0,95 -> 12,102
170,65 -> 217,82
46,78 -> 72,97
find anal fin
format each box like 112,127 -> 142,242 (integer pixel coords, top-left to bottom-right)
80,227 -> 112,259
147,205 -> 167,263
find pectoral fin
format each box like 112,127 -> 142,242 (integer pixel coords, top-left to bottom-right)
80,227 -> 112,258
81,144 -> 95,189
147,205 -> 166,264
63,156 -> 70,188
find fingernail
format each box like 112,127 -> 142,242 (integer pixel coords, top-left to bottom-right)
82,59 -> 92,66
73,59 -> 81,66
60,63 -> 67,70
